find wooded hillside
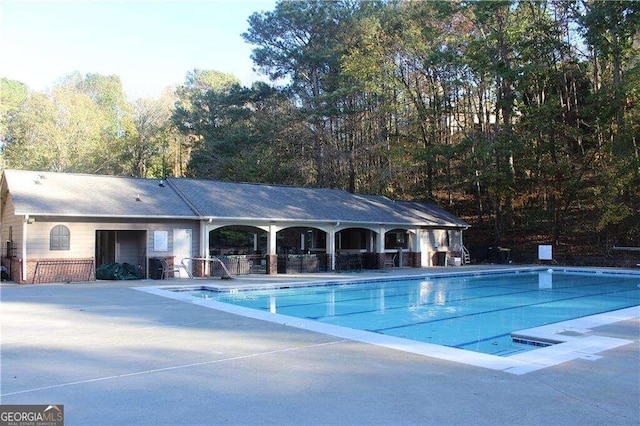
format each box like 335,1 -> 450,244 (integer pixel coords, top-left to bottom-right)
2,1 -> 639,263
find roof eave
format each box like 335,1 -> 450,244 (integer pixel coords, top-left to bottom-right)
202,215 -> 469,228
17,212 -> 202,220
16,212 -> 468,228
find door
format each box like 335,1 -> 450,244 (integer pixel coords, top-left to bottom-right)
173,229 -> 192,278
95,230 -> 116,267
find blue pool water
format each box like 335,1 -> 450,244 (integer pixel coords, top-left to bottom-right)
189,270 -> 640,356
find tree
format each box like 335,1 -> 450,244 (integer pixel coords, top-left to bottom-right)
172,69 -> 242,177
1,73 -> 131,174
123,89 -> 175,178
243,0 -> 358,188
2,87 -> 108,172
184,81 -> 310,184
577,0 -> 640,246
57,73 -> 133,172
0,78 -> 28,167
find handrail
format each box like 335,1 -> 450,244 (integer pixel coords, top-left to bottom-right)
181,257 -> 233,279
462,245 -> 471,265
210,256 -> 233,279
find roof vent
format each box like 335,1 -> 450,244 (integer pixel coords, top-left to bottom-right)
159,180 -> 165,187
136,194 -> 142,202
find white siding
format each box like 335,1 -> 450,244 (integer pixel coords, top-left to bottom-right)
1,194 -> 24,258
23,218 -> 200,260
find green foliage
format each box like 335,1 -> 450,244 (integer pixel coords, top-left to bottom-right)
0,78 -> 28,166
1,73 -> 133,174
2,0 -> 639,252
210,228 -> 254,248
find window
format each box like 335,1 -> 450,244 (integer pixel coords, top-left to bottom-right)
50,225 -> 70,250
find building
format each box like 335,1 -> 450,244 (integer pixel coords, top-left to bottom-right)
0,170 -> 469,284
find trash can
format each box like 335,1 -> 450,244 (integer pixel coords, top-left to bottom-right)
149,257 -> 164,279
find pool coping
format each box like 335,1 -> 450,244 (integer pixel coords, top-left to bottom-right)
135,266 -> 640,375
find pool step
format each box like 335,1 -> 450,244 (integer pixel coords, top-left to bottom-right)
511,334 -> 556,348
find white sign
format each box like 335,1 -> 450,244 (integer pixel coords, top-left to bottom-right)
538,245 -> 553,261
154,230 -> 168,251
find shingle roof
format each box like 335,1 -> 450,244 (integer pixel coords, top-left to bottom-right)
384,200 -> 469,227
3,170 -> 198,218
167,177 -> 469,227
2,170 -> 469,228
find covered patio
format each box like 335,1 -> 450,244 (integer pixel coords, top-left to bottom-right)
197,223 -> 428,276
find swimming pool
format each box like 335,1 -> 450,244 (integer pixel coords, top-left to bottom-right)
139,267 -> 639,374
186,269 -> 640,356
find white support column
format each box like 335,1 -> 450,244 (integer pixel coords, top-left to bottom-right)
267,224 -> 278,275
410,228 -> 422,268
22,215 -> 29,282
327,225 -> 336,270
267,224 -> 277,255
200,220 -> 209,276
376,225 -> 387,269
376,226 -> 386,253
412,228 -> 421,252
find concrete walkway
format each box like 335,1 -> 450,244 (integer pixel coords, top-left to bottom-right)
1,268 -> 639,425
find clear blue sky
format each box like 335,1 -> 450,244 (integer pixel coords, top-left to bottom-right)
1,0 -> 277,100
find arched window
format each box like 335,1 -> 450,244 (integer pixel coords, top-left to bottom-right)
50,225 -> 70,250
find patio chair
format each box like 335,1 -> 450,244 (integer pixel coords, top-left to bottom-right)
160,258 -> 182,279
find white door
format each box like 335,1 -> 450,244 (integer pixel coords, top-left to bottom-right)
173,229 -> 192,278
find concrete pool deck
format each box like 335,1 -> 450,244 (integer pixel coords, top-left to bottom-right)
1,266 -> 639,425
